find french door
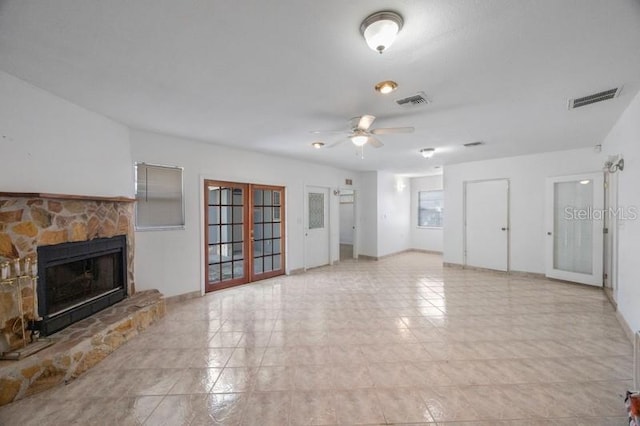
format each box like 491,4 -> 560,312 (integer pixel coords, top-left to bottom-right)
204,181 -> 285,292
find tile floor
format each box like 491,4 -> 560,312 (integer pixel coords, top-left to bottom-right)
0,252 -> 633,425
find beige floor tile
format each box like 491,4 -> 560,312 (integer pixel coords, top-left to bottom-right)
0,252 -> 633,425
168,368 -> 222,394
289,390 -> 337,425
190,393 -> 248,425
240,391 -> 291,426
211,367 -> 258,393
333,389 -> 386,425
255,366 -> 296,391
144,394 -> 204,425
376,388 -> 435,423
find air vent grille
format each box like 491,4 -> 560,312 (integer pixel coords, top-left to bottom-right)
396,92 -> 430,108
569,88 -> 620,109
463,141 -> 484,147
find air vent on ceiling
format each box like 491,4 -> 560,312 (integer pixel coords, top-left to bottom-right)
568,87 -> 621,109
463,141 -> 484,147
396,92 -> 430,108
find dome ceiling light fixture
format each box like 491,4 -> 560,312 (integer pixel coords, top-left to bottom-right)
375,80 -> 398,94
311,141 -> 325,149
351,130 -> 369,146
420,148 -> 435,158
360,11 -> 404,54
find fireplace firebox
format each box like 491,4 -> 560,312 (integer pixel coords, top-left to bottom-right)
37,236 -> 127,336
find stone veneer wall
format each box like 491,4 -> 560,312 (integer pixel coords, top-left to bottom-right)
0,194 -> 135,351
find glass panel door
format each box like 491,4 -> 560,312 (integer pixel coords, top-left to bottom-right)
545,173 -> 604,286
205,181 -> 248,291
553,180 -> 593,274
251,185 -> 285,281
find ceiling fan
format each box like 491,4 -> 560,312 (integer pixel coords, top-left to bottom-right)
312,115 -> 414,149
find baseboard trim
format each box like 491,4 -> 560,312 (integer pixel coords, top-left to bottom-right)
409,248 -> 443,255
357,254 -> 378,261
616,310 -> 634,343
288,268 -> 305,275
165,290 -> 201,304
442,262 -> 545,279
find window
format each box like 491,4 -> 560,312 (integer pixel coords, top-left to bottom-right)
135,163 -> 184,229
418,190 -> 443,228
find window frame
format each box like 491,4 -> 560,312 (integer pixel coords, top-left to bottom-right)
417,189 -> 444,229
134,162 -> 185,231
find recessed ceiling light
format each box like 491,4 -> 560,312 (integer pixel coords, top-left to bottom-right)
375,80 -> 398,94
579,180 -> 590,185
420,148 -> 435,158
311,141 -> 325,149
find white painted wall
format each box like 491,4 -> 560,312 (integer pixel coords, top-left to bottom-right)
376,171 -> 411,258
358,171 -> 378,258
601,90 -> 640,333
410,175 -> 444,253
443,148 -> 604,273
130,129 -> 357,297
0,71 -> 132,197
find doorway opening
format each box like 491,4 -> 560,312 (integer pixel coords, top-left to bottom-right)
204,180 -> 285,292
339,189 -> 356,261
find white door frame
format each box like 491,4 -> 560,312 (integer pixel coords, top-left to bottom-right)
545,172 -> 604,286
463,178 -> 510,271
603,171 -> 616,299
304,185 -> 332,270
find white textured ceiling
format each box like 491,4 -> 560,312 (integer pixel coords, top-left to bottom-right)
1,0 -> 640,175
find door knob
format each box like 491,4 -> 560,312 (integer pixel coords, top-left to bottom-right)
547,232 -> 552,236
501,227 -> 507,231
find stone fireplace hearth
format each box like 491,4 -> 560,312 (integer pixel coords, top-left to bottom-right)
0,192 -> 165,406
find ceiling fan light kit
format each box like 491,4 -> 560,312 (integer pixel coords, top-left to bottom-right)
375,80 -> 398,94
360,11 -> 403,54
351,132 -> 369,146
420,148 -> 435,158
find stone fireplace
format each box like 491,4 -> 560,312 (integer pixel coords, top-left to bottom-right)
0,193 -> 136,352
0,192 -> 165,407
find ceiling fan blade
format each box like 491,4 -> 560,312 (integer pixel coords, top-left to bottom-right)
370,126 -> 415,135
356,115 -> 376,131
368,136 -> 384,148
310,129 -> 347,135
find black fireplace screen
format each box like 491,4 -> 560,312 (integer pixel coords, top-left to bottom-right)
37,235 -> 127,336
45,252 -> 119,316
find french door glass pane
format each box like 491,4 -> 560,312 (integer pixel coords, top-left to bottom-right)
553,180 -> 593,274
252,188 -> 283,278
208,185 -> 245,284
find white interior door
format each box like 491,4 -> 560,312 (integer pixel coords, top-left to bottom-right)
305,186 -> 330,269
465,179 -> 509,271
545,173 -> 603,286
